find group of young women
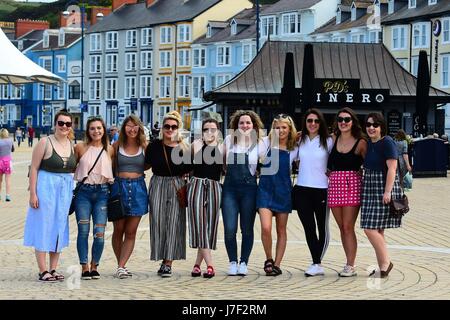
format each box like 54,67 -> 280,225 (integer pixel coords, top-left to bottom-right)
23,106 -> 405,281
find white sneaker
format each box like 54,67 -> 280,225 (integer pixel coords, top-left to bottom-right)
237,262 -> 248,276
305,264 -> 325,277
339,265 -> 357,277
228,261 -> 238,276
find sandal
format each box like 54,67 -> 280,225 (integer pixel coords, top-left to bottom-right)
271,265 -> 282,276
191,264 -> 201,277
50,270 -> 65,281
38,270 -> 57,282
263,259 -> 274,274
203,266 -> 215,279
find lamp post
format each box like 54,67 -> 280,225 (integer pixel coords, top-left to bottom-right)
62,1 -> 104,132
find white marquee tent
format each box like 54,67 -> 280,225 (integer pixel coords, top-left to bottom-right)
0,28 -> 62,85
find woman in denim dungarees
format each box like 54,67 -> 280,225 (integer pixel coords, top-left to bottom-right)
222,110 -> 266,276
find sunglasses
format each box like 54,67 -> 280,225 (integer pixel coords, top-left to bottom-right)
88,116 -> 102,120
163,124 -> 178,131
306,118 -> 320,124
202,128 -> 218,133
337,116 -> 352,123
57,121 -> 72,127
365,122 -> 380,128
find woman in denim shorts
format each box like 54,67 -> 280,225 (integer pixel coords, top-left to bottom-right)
111,115 -> 149,279
73,116 -> 114,280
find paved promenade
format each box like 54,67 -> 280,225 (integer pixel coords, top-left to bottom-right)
1,142 -> 450,300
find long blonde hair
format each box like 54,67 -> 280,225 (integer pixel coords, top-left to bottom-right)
118,114 -> 147,148
268,114 -> 298,151
160,110 -> 189,151
0,128 -> 9,139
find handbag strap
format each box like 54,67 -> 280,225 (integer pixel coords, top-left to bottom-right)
79,147 -> 105,185
162,142 -> 180,191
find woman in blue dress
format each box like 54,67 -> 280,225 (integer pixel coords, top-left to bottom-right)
257,114 -> 298,276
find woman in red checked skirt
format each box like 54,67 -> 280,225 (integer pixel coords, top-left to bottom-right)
327,107 -> 367,277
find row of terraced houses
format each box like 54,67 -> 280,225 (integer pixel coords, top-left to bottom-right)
1,0 -> 450,136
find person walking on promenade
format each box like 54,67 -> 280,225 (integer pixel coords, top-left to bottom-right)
111,115 -> 149,279
0,129 -> 14,202
362,112 -> 404,278
73,116 -> 114,280
15,127 -> 23,147
394,129 -> 412,187
327,107 -> 367,277
23,110 -> 76,282
188,118 -> 223,279
146,111 -> 190,278
292,108 -> 333,277
257,114 -> 298,276
28,125 -> 35,147
222,110 -> 266,276
110,126 -> 119,144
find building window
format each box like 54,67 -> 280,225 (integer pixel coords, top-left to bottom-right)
388,0 -> 394,14
18,40 -> 23,51
56,83 -> 65,100
242,43 -> 256,65
39,84 -> 51,100
207,26 -> 212,38
11,85 -> 22,99
126,30 -> 137,48
125,53 -> 137,71
409,0 -> 416,8
89,55 -> 101,73
261,16 -> 277,37
124,77 -> 136,99
140,51 -> 152,70
159,76 -> 171,98
231,21 -> 237,35
411,56 -> 419,77
336,9 -> 341,24
442,55 -> 450,88
89,79 -> 101,100
140,75 -> 152,98
178,49 -> 190,67
105,78 -> 117,100
160,51 -> 172,68
58,29 -> 65,47
69,81 -> 80,99
178,75 -> 190,98
39,57 -> 52,72
90,34 -> 101,51
141,28 -> 153,46
369,31 -> 379,43
160,27 -> 172,44
413,23 -> 429,48
332,36 -> 346,42
351,34 -> 365,43
443,18 -> 450,44
392,26 -> 407,50
178,24 -> 191,42
215,74 -> 232,87
193,48 -> 206,67
351,5 -> 356,21
397,58 -> 408,70
192,76 -> 205,99
43,32 -> 49,48
56,55 -> 66,72
282,12 -> 301,35
106,32 -> 118,49
217,45 -> 231,67
105,54 -> 118,73
429,0 -> 437,4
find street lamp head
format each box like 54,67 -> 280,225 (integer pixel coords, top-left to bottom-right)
96,13 -> 104,20
62,10 -> 70,17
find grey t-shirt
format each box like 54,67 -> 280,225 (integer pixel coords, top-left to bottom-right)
0,139 -> 13,157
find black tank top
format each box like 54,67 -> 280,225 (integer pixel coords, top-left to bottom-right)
327,137 -> 363,171
192,144 -> 223,181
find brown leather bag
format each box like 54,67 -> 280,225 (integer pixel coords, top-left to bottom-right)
389,195 -> 409,216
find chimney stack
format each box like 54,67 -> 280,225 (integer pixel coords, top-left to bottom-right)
15,19 -> 50,38
112,0 -> 137,11
91,7 -> 113,25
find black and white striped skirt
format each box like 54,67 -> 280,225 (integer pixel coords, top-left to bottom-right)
148,175 -> 186,261
361,169 -> 403,229
187,177 -> 221,250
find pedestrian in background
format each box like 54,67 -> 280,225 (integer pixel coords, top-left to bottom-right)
15,127 -> 23,147
394,129 -> 412,187
28,125 -> 35,147
327,107 -> 367,277
0,128 -> 14,202
23,110 -> 76,282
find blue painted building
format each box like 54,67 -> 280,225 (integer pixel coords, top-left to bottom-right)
23,28 -> 83,133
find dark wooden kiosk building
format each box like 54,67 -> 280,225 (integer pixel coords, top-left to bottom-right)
204,41 -> 450,136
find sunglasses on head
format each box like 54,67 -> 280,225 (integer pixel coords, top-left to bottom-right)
306,118 -> 320,124
88,116 -> 102,121
57,121 -> 72,127
337,116 -> 352,123
202,128 -> 217,133
366,122 -> 380,128
163,124 -> 178,131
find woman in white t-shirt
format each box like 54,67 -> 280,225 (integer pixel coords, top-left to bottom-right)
292,108 -> 333,277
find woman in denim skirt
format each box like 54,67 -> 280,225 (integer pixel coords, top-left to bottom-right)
73,116 -> 114,280
257,114 -> 298,276
111,115 -> 149,279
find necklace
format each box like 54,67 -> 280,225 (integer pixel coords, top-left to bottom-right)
53,135 -> 69,149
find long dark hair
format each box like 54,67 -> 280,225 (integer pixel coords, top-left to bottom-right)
300,108 -> 329,149
85,116 -> 109,150
333,107 -> 364,140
